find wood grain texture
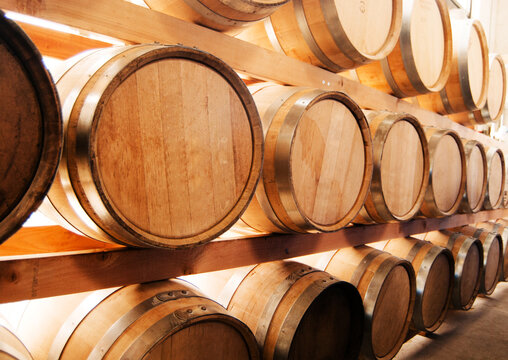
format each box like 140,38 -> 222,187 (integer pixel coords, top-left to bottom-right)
237,0 -> 402,71
424,229 -> 482,310
459,141 -> 487,213
0,0 -> 504,153
324,245 -> 415,360
2,280 -> 259,360
240,84 -> 372,233
16,21 -> 113,59
382,237 -> 453,332
144,0 -> 288,32
477,220 -> 508,281
451,225 -> 502,295
0,210 -> 506,303
420,129 -> 466,217
225,261 -> 363,359
43,44 -> 262,248
0,322 -> 33,360
486,149 -> 505,209
356,0 -> 452,97
355,111 -> 428,223
417,14 -> 489,114
0,12 -> 62,243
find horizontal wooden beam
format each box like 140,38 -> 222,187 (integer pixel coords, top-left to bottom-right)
0,209 -> 506,303
0,0 -> 506,151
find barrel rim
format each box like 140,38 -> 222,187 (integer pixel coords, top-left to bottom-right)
64,44 -> 263,248
459,140 -> 488,213
484,147 -> 506,210
413,244 -> 454,332
421,128 -> 466,217
0,11 -> 63,243
475,230 -> 502,295
365,111 -> 430,222
395,0 -> 453,94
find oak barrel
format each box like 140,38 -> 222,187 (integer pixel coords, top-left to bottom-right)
0,318 -> 32,360
235,0 -> 402,72
40,44 -> 263,248
2,280 -> 259,360
449,55 -> 507,125
381,237 -> 454,332
144,0 -> 288,33
477,220 -> 508,281
238,84 -> 373,233
484,148 -> 506,210
420,128 -> 466,217
220,261 -> 364,359
356,0 -> 452,97
425,230 -> 483,310
324,246 -> 415,360
451,225 -> 502,295
353,111 -> 429,224
417,12 -> 489,114
459,140 -> 487,213
0,11 -> 62,243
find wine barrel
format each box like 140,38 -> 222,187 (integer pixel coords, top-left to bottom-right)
0,317 -> 32,360
0,11 -> 62,243
477,220 -> 508,281
2,280 -> 259,360
417,12 -> 489,114
420,128 -> 466,217
356,0 -> 452,97
425,230 -> 483,310
324,245 -> 415,360
353,111 -> 429,224
143,0 -> 288,33
459,140 -> 487,213
381,237 -> 453,332
220,261 -> 364,359
235,0 -> 402,72
39,44 -> 263,248
449,55 -> 507,125
451,226 -> 502,295
484,148 -> 506,210
238,84 -> 372,233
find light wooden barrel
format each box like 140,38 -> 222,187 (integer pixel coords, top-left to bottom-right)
420,128 -> 466,217
39,44 -> 263,248
4,280 -> 259,360
356,0 -> 452,97
235,0 -> 402,72
324,245 -> 415,360
417,12 -> 489,114
425,230 -> 483,310
143,0 -> 288,33
353,111 -> 429,224
459,140 -> 487,213
220,261 -> 364,359
451,225 -> 502,295
0,318 -> 32,360
449,55 -> 507,125
381,237 -> 454,332
238,84 -> 373,233
484,148 -> 506,210
0,11 -> 62,243
477,220 -> 508,281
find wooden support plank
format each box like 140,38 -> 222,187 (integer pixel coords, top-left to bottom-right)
0,0 -> 506,151
0,209 -> 506,303
15,20 -> 114,59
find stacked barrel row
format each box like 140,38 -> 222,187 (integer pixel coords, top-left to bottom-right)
1,9 -> 507,249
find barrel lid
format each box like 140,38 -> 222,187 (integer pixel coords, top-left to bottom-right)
290,92 -> 369,231
410,0 -> 450,89
0,11 -> 62,243
487,149 -> 504,208
465,142 -> 486,210
467,21 -> 488,107
487,55 -> 507,121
